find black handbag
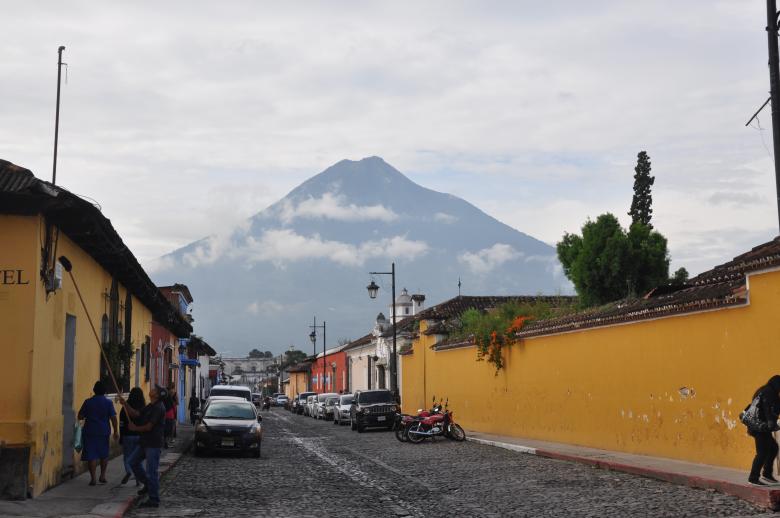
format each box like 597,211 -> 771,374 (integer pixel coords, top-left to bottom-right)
740,395 -> 772,433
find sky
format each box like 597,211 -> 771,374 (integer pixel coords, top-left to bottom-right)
1,1 -> 777,279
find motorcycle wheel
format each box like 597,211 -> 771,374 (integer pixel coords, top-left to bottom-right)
394,423 -> 408,442
448,423 -> 466,441
407,422 -> 426,444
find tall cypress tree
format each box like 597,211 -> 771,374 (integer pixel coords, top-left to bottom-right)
628,151 -> 654,227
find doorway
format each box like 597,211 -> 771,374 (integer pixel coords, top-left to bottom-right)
61,314 -> 77,477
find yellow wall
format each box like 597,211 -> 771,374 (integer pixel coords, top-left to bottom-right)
286,371 -> 309,399
402,268 -> 780,470
0,215 -> 154,496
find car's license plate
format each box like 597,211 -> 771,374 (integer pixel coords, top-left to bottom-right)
221,438 -> 235,447
377,416 -> 386,422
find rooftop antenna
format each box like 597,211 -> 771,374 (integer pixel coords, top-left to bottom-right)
52,45 -> 66,186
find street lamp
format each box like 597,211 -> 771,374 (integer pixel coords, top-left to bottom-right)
309,317 -> 326,392
366,262 -> 398,399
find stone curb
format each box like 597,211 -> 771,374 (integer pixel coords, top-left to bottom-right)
466,436 -> 780,511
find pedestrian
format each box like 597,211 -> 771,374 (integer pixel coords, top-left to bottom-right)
119,387 -> 145,485
119,385 -> 167,509
188,393 -> 200,425
747,375 -> 780,485
164,390 -> 176,448
77,381 -> 118,486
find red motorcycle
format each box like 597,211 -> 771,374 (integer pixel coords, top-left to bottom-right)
394,406 -> 437,443
406,398 -> 466,443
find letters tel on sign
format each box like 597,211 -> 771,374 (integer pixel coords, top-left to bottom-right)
1,270 -> 30,285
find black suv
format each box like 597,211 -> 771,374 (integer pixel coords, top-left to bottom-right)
350,389 -> 397,432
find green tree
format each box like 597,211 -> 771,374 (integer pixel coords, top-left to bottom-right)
670,267 -> 689,285
248,348 -> 263,358
280,349 -> 307,370
628,151 -> 655,227
264,351 -> 274,358
557,214 -> 670,306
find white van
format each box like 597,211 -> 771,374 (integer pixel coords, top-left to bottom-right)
208,385 -> 252,403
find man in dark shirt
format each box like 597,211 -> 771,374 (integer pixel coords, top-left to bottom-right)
118,385 -> 167,509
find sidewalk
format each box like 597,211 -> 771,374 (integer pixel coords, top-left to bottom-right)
467,430 -> 780,511
0,424 -> 193,518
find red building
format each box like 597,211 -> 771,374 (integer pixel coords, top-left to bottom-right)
150,284 -> 193,389
310,344 -> 349,393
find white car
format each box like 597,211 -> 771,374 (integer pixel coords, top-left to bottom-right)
209,385 -> 252,403
333,394 -> 354,425
313,393 -> 338,419
276,395 -> 289,407
305,395 -> 317,416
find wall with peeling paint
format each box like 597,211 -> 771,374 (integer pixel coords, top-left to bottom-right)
401,268 -> 780,470
0,215 -> 154,497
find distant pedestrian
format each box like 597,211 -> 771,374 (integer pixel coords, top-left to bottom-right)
77,381 -> 118,486
746,375 -> 780,485
188,394 -> 200,425
164,390 -> 176,448
119,387 -> 145,485
119,385 -> 167,509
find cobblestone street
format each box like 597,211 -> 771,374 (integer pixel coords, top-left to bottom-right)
127,409 -> 773,518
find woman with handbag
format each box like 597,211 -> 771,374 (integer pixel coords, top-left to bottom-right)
747,375 -> 780,485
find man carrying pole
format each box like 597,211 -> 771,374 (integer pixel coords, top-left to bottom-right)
118,386 -> 167,509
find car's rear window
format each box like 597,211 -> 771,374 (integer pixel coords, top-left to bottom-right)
340,395 -> 354,405
204,402 -> 255,420
358,391 -> 394,404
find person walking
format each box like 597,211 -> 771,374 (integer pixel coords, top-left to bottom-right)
188,393 -> 200,425
164,390 -> 176,448
747,375 -> 780,485
77,381 -> 118,486
119,385 -> 167,509
119,387 -> 145,485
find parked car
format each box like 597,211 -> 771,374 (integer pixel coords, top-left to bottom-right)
294,392 -> 316,415
251,393 -> 263,407
209,385 -> 252,403
194,399 -> 263,457
313,393 -> 338,419
305,395 -> 317,416
322,396 -> 339,421
350,389 -> 397,432
276,395 -> 289,407
333,394 -> 354,425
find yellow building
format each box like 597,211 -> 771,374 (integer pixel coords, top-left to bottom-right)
0,160 -> 191,498
285,362 -> 312,400
401,237 -> 780,470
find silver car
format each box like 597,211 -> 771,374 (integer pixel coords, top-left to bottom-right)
305,395 -> 317,416
333,394 -> 354,425
314,393 -> 338,419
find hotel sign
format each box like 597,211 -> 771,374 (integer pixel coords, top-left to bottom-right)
1,269 -> 30,285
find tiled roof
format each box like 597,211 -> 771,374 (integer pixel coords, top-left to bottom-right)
516,238 -> 780,339
0,159 -> 192,337
411,295 -> 575,323
340,333 -> 373,352
287,361 -> 312,373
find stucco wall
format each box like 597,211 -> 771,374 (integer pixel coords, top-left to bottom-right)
401,268 -> 780,470
1,215 -> 154,496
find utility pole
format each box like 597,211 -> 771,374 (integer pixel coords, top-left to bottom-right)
767,0 -> 780,231
52,46 -> 66,186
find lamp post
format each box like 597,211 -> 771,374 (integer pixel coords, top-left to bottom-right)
309,317 -> 326,392
366,262 -> 398,398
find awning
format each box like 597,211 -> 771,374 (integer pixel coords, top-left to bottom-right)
180,358 -> 200,367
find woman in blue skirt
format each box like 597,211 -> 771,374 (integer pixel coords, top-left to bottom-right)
78,381 -> 119,485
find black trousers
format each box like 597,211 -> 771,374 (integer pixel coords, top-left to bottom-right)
750,432 -> 779,480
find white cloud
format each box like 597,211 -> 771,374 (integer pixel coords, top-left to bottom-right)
278,193 -> 398,224
244,229 -> 428,267
246,300 -> 286,314
459,243 -> 523,274
433,212 -> 458,224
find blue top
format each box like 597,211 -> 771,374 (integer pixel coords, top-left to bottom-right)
79,395 -> 116,437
